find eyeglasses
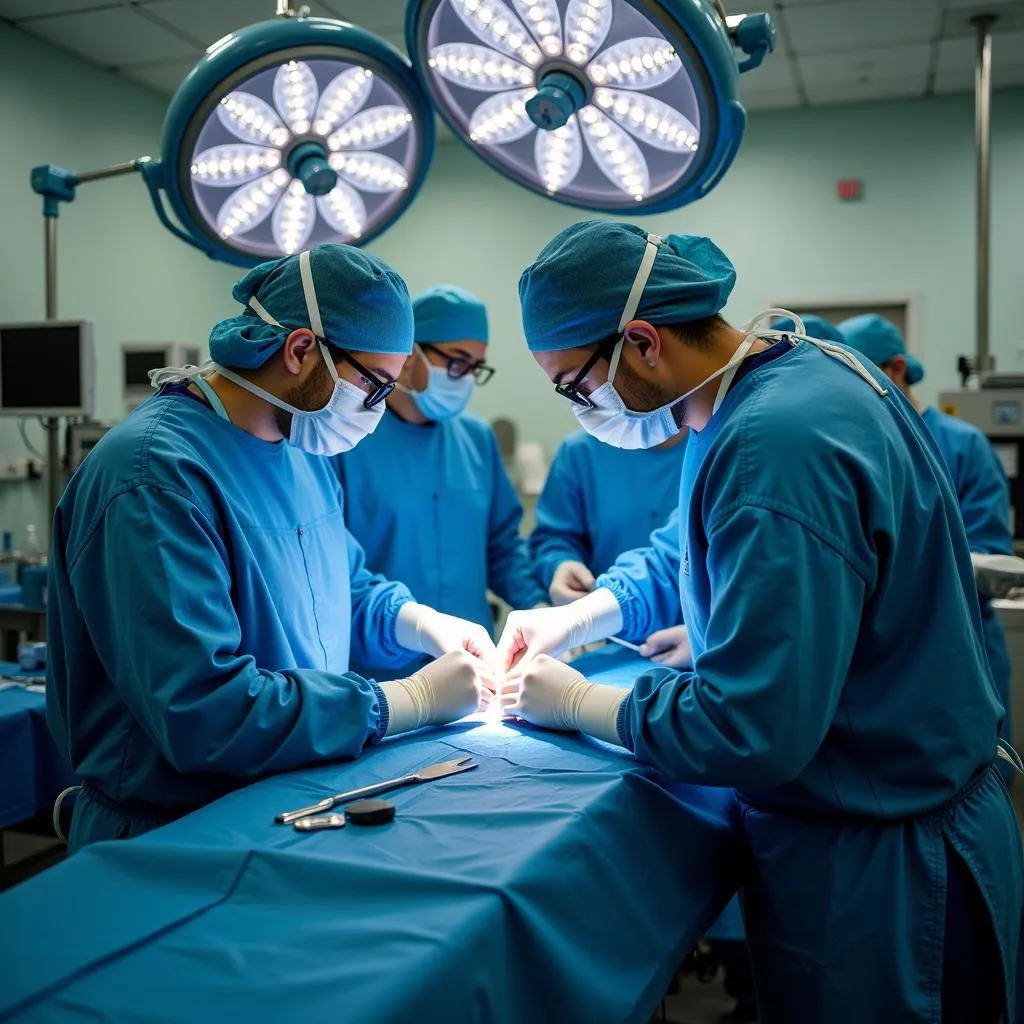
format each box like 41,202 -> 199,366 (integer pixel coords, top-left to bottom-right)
554,336 -> 620,409
420,343 -> 495,386
330,345 -> 396,409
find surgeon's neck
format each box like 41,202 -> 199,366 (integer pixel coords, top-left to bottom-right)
387,387 -> 432,426
678,326 -> 770,432
195,373 -> 284,442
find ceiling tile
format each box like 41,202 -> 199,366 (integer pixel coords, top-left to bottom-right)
935,29 -> 1024,89
784,0 -> 942,52
0,0 -> 143,18
799,42 -> 931,87
22,6 -> 200,66
738,16 -> 798,91
316,0 -> 404,34
808,75 -> 928,106
946,0 -> 1024,10
118,60 -> 195,96
775,0 -> 852,6
942,2 -> 1024,36
742,82 -> 802,111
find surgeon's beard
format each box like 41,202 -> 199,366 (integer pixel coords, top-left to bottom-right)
272,357 -> 334,439
615,354 -> 684,425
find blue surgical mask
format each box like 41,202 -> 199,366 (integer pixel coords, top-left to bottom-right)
403,346 -> 475,422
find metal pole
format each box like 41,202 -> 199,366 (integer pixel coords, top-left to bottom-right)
973,15 -> 996,375
73,160 -> 144,185
43,215 -> 61,534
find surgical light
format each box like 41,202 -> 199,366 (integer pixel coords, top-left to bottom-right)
405,0 -> 774,212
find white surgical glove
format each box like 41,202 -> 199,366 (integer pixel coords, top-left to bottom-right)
638,625 -> 693,668
971,553 -> 1024,599
496,587 -> 623,672
380,651 -> 491,737
501,654 -> 627,746
396,602 -> 497,665
549,560 -> 596,606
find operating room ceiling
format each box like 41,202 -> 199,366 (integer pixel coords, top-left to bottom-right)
2,0 -> 1024,116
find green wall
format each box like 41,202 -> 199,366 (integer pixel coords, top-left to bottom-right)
1,18 -> 1023,544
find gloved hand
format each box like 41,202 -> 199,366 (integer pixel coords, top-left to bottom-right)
500,654 -> 627,745
549,560 -> 596,606
396,602 -> 497,664
496,587 -> 623,671
971,553 -> 1024,599
380,651 -> 492,737
639,625 -> 693,668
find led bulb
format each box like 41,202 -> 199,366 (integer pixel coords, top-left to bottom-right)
587,37 -> 681,89
316,181 -> 367,240
535,117 -> 583,194
217,92 -> 287,147
468,88 -> 536,145
510,0 -> 561,56
313,67 -> 374,138
598,88 -> 699,154
217,171 -> 288,238
450,0 -> 539,66
428,43 -> 533,92
191,144 -> 281,187
273,61 -> 318,136
564,0 -> 611,64
580,108 -> 650,201
328,104 -> 413,152
331,151 -> 409,193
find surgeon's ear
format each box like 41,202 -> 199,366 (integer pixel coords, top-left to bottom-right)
623,320 -> 662,366
281,329 -> 318,376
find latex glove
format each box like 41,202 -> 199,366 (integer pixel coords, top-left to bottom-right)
500,654 -> 626,745
638,625 -> 693,668
497,587 -> 623,672
396,602 -> 497,665
971,553 -> 1024,599
380,651 -> 492,737
549,560 -> 596,606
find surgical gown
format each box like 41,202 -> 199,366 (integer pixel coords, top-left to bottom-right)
598,341 -> 1023,1022
334,409 -> 544,679
921,406 -> 1014,763
528,429 -> 686,588
47,385 -> 415,852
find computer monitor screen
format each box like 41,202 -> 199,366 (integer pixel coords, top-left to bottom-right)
0,322 -> 93,416
124,349 -> 168,388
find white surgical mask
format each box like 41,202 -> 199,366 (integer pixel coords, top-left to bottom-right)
400,346 -> 475,422
149,250 -> 386,456
572,232 -> 760,450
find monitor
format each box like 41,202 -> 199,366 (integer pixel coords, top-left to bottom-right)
122,342 -> 202,414
0,321 -> 94,417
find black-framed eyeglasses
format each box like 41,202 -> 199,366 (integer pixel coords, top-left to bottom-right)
420,342 -> 495,386
554,335 -> 620,409
330,344 -> 396,409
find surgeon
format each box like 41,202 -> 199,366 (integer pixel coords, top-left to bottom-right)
839,312 -> 1015,775
495,221 -> 1023,1022
335,284 -> 545,679
529,430 -> 689,664
48,245 -> 497,853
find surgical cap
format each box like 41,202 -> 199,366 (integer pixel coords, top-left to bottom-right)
413,285 -> 489,345
519,221 -> 736,353
773,314 -> 847,345
839,314 -> 924,386
209,243 -> 414,370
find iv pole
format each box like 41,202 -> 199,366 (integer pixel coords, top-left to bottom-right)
37,160 -> 146,526
973,14 -> 996,377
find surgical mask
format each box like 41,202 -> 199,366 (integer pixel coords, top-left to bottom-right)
400,346 -> 475,421
572,232 -> 760,450
149,250 -> 385,457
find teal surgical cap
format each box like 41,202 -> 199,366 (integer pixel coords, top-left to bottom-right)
414,285 -> 489,345
209,243 -> 414,370
519,221 -> 736,353
773,314 -> 847,346
839,314 -> 923,386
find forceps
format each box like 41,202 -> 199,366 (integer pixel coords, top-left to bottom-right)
276,756 -> 478,824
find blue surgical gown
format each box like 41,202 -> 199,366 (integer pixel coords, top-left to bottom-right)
47,385 -> 415,852
529,429 -> 686,588
598,341 -> 1023,1022
921,406 -> 1014,762
334,409 -> 544,679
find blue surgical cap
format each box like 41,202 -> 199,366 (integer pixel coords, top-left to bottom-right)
209,243 -> 414,370
839,314 -> 923,386
414,285 -> 489,345
519,221 -> 736,353
773,314 -> 847,346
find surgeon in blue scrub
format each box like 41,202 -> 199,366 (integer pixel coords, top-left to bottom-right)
335,285 -> 545,680
839,312 -> 1015,775
47,246 -> 497,852
494,221 -> 1023,1022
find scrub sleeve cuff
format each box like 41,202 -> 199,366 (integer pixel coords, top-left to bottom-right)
616,693 -> 635,751
595,572 -> 643,642
371,682 -> 391,744
382,592 -> 416,658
